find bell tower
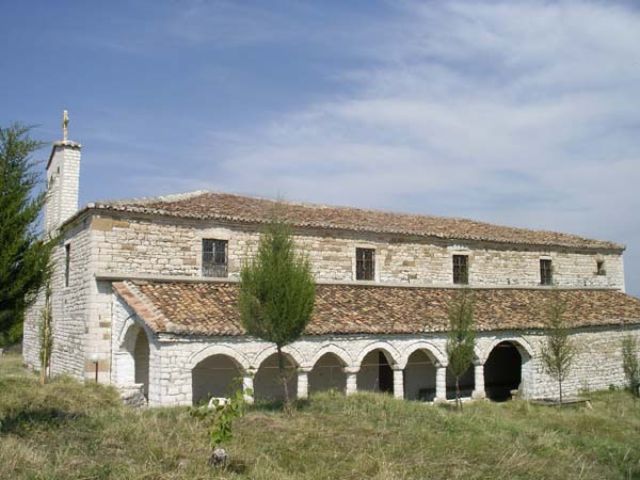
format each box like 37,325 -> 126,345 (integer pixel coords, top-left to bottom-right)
45,110 -> 82,233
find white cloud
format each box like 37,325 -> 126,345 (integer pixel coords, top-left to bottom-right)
80,1 -> 639,292
188,0 -> 640,292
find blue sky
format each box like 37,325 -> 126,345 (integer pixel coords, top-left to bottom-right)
2,0 -> 639,295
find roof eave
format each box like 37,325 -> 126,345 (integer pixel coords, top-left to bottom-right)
71,204 -> 625,253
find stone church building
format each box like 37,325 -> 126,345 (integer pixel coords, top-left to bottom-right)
23,127 -> 640,406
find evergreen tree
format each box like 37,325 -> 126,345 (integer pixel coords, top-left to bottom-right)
238,215 -> 315,411
446,288 -> 476,410
540,290 -> 576,406
0,124 -> 52,345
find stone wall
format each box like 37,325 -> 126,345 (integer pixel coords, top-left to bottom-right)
23,218 -> 92,379
90,212 -> 625,290
25,208 -> 628,389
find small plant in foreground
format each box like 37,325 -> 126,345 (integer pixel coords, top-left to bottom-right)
622,335 -> 639,398
540,289 -> 576,407
190,384 -> 250,468
446,288 -> 476,411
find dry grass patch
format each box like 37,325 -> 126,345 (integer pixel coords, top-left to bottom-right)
1,354 -> 638,479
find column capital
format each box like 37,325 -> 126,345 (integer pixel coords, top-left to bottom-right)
343,366 -> 360,374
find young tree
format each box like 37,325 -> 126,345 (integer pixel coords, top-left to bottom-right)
446,288 -> 476,410
190,385 -> 249,468
0,124 -> 52,345
238,216 -> 315,411
39,283 -> 53,385
540,290 -> 576,406
621,335 -> 639,398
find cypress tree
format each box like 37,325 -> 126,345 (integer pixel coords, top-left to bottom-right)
238,215 -> 315,411
446,288 -> 476,410
0,124 -> 52,345
540,289 -> 576,406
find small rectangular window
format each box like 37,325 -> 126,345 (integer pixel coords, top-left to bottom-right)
596,260 -> 606,276
453,255 -> 469,285
356,248 -> 375,281
202,239 -> 228,277
64,244 -> 71,287
540,259 -> 553,286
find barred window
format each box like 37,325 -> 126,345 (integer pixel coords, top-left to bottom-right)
356,248 -> 375,281
540,259 -> 553,286
453,255 -> 468,285
202,239 -> 228,277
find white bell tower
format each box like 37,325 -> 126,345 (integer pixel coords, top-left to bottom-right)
45,110 -> 81,233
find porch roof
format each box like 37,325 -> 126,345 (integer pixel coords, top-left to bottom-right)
112,280 -> 640,337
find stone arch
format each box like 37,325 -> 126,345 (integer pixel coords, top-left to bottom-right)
115,320 -> 151,399
191,353 -> 245,405
309,352 -> 348,395
356,342 -> 400,395
253,350 -> 299,402
478,337 -> 533,365
483,339 -> 531,401
251,344 -> 305,371
309,344 -> 353,369
188,345 -> 251,372
398,341 -> 447,369
355,341 -> 400,367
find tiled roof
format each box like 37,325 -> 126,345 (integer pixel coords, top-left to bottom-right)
112,281 -> 640,337
89,191 -> 622,250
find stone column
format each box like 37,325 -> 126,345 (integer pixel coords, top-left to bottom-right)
472,363 -> 486,399
344,367 -> 359,395
393,367 -> 404,399
243,370 -> 255,404
297,369 -> 310,400
435,365 -> 447,402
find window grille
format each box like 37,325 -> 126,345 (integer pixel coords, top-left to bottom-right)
453,255 -> 469,285
202,239 -> 228,277
356,248 -> 375,281
540,259 -> 553,286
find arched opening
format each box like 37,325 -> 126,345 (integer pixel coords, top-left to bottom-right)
254,352 -> 298,402
133,328 -> 150,398
484,341 -> 522,401
404,350 -> 437,401
191,354 -> 244,405
357,349 -> 394,394
446,365 -> 475,400
309,353 -> 347,394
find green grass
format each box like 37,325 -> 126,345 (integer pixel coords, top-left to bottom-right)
1,353 -> 639,479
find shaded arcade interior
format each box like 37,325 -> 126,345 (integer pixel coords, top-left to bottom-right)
309,353 -> 347,394
357,350 -> 394,394
192,354 -> 243,405
484,341 -> 523,401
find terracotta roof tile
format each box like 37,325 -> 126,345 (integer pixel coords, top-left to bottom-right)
113,281 -> 640,337
93,191 -> 622,250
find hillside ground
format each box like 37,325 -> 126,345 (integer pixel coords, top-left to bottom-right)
0,353 -> 638,479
